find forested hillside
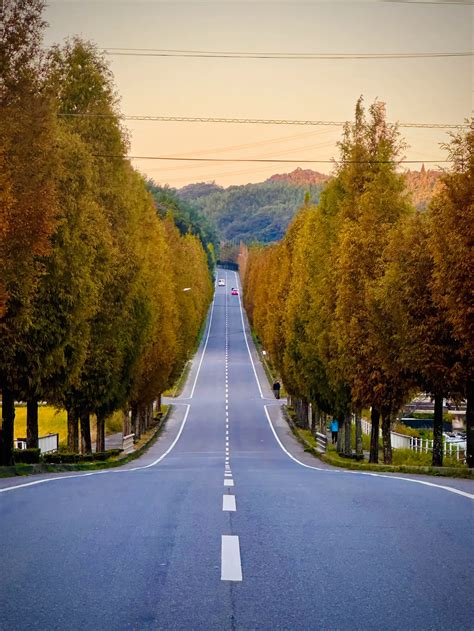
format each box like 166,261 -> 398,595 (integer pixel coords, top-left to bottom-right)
177,167 -> 442,244
178,180 -> 325,243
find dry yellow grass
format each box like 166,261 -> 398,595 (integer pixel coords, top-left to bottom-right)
1,406 -> 124,447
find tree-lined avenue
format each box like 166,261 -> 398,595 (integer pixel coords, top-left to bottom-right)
0,271 -> 472,630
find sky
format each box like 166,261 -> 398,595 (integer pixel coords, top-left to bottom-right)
43,1 -> 473,188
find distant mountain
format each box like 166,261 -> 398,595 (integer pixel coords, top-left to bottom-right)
178,182 -> 224,201
267,167 -> 330,187
175,167 -> 443,245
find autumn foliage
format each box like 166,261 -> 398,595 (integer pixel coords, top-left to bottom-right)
0,1 -> 213,464
243,101 -> 473,468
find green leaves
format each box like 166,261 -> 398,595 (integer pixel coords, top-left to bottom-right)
1,29 -> 213,459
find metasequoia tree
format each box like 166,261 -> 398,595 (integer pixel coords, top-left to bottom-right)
15,127 -> 105,448
376,212 -> 463,466
0,0 -> 59,465
47,41 -> 151,452
330,98 -> 412,463
429,122 -> 474,467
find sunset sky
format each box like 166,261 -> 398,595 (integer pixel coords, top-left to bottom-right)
44,1 -> 473,188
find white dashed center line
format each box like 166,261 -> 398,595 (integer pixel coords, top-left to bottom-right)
223,495 -> 237,511
221,535 -> 243,581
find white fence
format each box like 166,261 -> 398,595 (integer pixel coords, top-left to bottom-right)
360,419 -> 466,462
14,433 -> 58,454
409,436 -> 466,461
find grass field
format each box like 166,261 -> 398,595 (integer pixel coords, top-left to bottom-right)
1,405 -> 124,448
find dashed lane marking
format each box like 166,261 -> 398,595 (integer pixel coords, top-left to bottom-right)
223,495 -> 236,511
221,535 -> 242,581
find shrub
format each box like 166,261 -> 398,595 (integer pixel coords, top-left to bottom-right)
13,448 -> 41,464
392,449 -> 432,466
43,449 -> 122,464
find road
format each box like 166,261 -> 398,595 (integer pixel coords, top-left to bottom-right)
1,269 -> 473,630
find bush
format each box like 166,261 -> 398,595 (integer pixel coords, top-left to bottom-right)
43,449 -> 122,464
392,448 -> 432,466
13,448 -> 41,464
392,423 -> 420,438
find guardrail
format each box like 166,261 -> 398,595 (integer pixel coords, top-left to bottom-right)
315,431 -> 328,453
122,433 -> 135,454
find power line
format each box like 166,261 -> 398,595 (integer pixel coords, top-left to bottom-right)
102,47 -> 473,60
59,113 -> 467,130
94,155 -> 449,164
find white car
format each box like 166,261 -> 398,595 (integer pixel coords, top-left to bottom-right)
218,279 -> 225,287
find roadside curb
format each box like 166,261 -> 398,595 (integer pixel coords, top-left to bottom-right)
0,405 -> 174,479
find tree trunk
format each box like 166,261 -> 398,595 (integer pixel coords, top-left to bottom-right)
148,403 -> 154,427
369,406 -> 380,464
80,411 -> 92,454
355,410 -> 363,457
27,398 -> 39,449
465,378 -> 473,469
381,407 -> 393,464
138,403 -> 146,436
131,402 -> 138,438
432,393 -> 444,467
96,413 -> 106,453
321,411 -> 327,435
311,404 -> 318,434
67,406 -> 79,452
0,386 -> 15,466
337,413 -> 344,453
344,414 -> 352,456
123,408 -> 131,437
156,394 -> 162,414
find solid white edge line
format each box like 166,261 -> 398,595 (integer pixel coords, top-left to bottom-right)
234,271 -> 264,398
221,535 -> 242,581
263,406 -> 474,501
1,405 -> 192,494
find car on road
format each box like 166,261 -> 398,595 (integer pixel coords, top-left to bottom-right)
218,279 -> 225,286
231,288 -> 238,296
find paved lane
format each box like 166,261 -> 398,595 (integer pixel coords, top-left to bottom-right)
1,270 -> 473,630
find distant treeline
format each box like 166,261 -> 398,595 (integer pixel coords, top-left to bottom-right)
0,1 -> 213,465
242,99 -> 473,468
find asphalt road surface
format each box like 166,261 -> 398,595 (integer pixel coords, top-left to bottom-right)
1,270 -> 473,630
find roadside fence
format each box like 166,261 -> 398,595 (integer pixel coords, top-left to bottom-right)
360,419 -> 466,462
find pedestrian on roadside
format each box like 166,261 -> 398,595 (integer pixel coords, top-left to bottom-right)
330,418 -> 339,444
273,380 -> 281,399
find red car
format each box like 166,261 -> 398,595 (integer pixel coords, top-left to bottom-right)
231,288 -> 239,296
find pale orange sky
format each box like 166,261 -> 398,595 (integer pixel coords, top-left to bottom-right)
44,1 -> 473,188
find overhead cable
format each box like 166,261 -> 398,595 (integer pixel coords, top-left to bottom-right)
102,47 -> 473,60
93,155 -> 450,164
59,113 -> 467,130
